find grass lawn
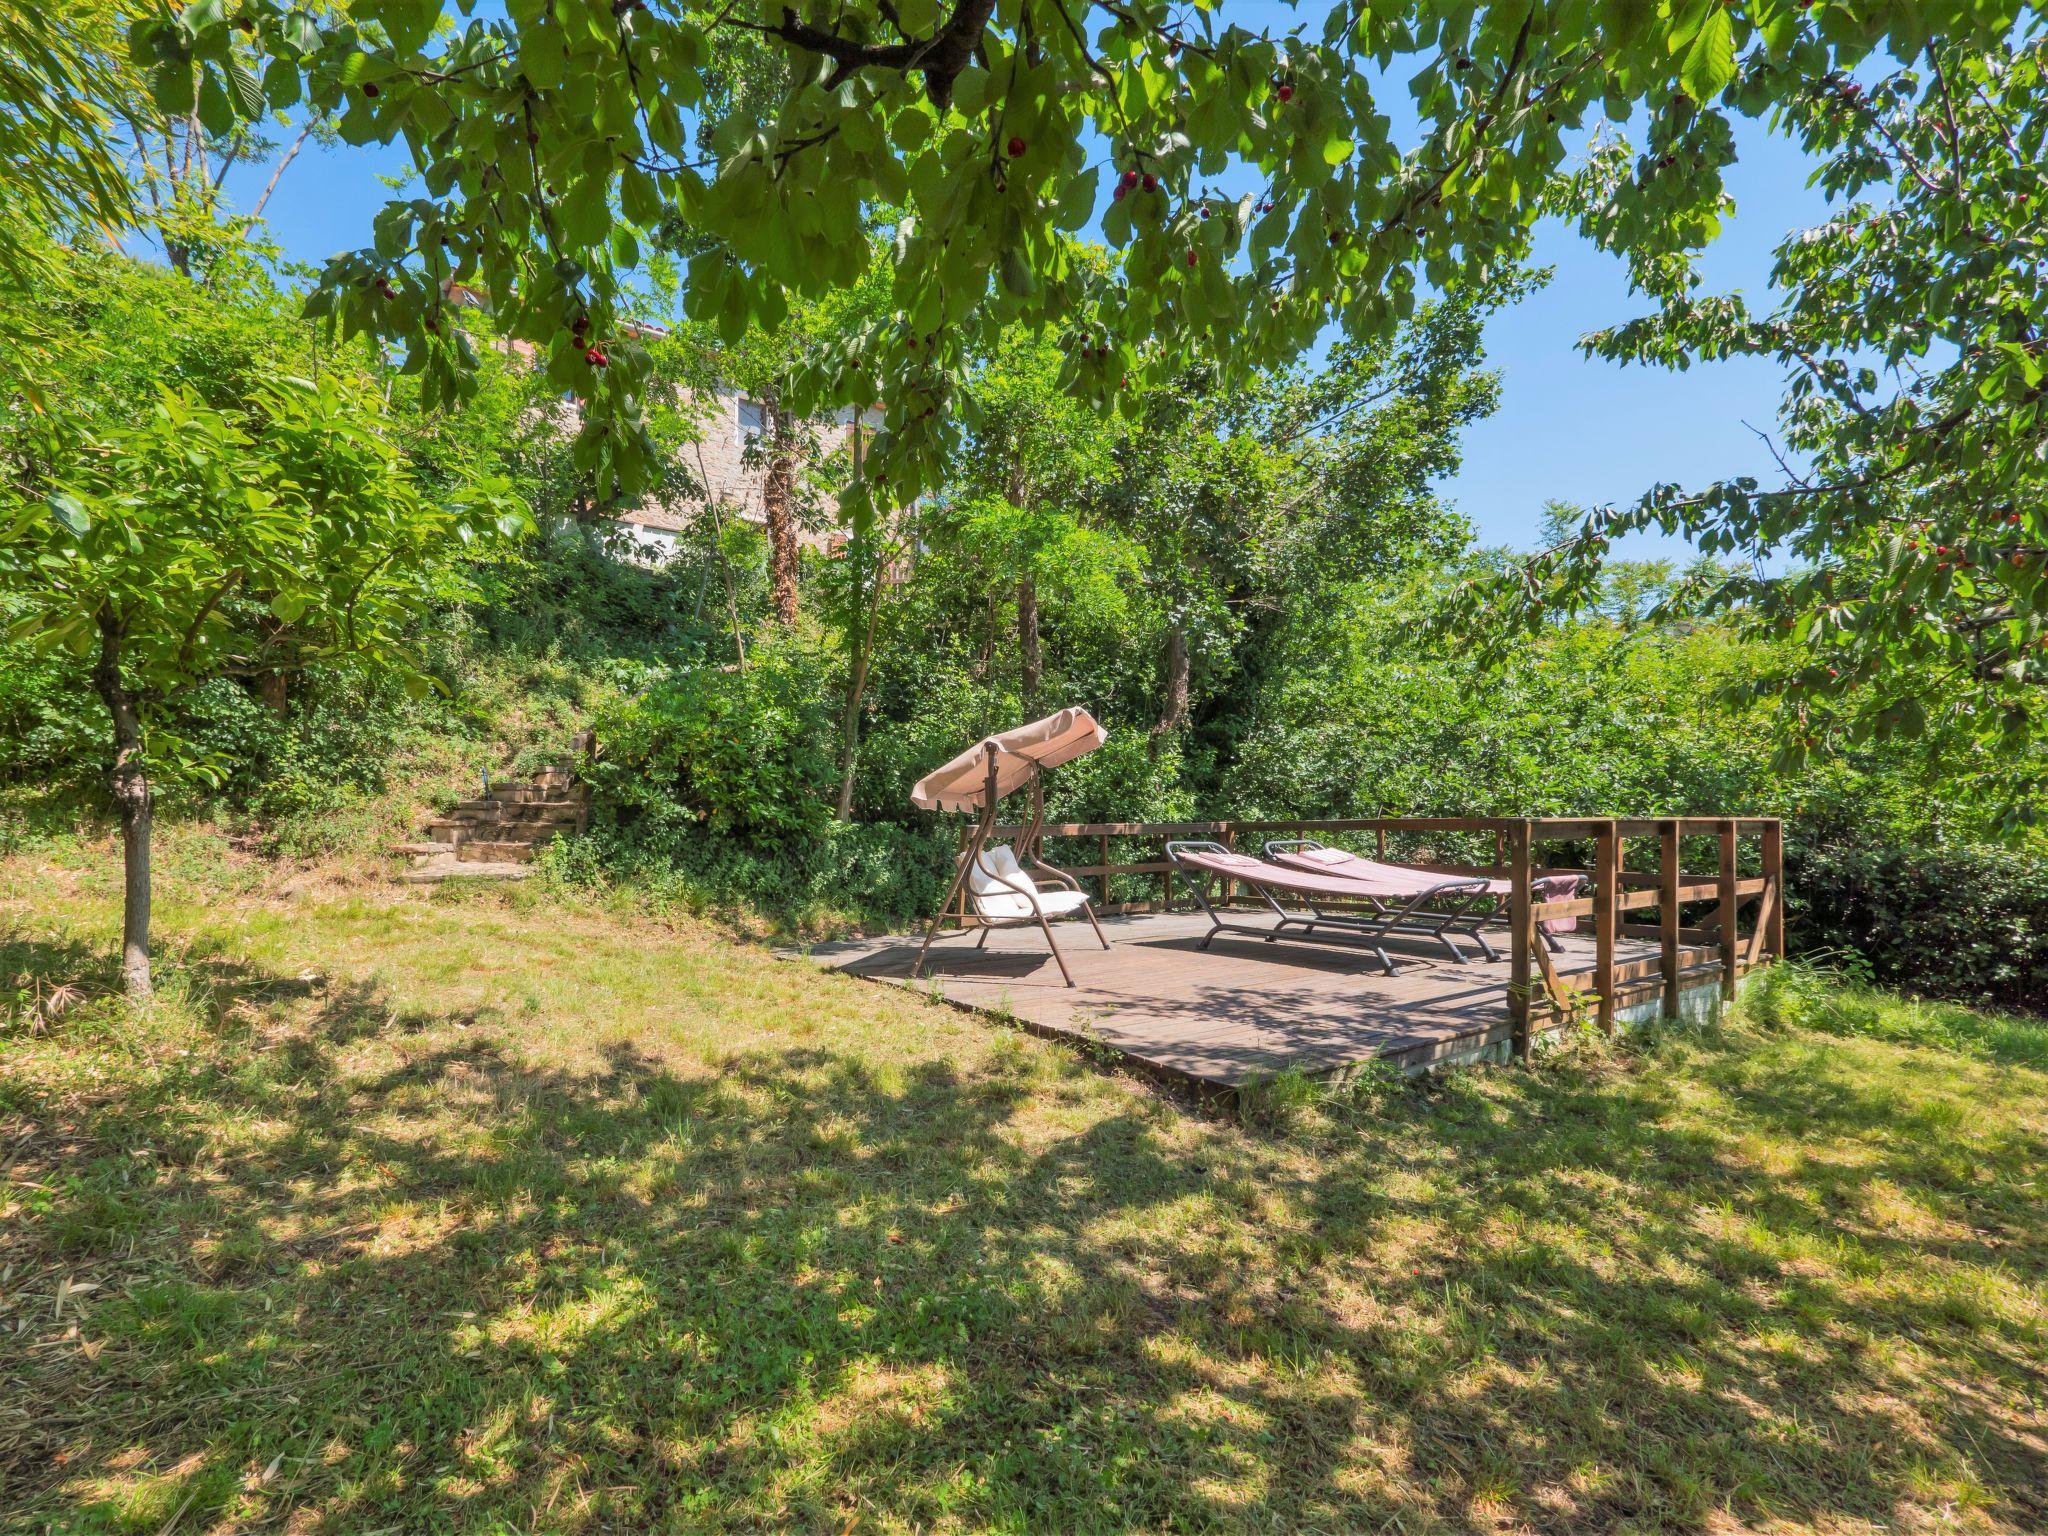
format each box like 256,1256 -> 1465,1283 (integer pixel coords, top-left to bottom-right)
4,830 -> 2046,1533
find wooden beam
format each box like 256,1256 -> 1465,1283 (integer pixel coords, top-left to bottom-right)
1556,945 -> 1722,991
1532,924 -> 1565,1009
1745,876 -> 1780,965
1508,819 -> 1533,1057
1621,922 -> 1719,943
1595,820 -> 1619,1035
1717,817 -> 1740,1000
1659,818 -> 1681,1019
1762,818 -> 1785,960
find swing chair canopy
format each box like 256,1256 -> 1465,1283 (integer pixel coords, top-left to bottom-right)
909,707 -> 1107,812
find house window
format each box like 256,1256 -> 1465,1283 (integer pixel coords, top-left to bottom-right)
736,397 -> 764,445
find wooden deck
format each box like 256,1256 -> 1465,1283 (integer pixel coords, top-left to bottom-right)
809,913 -> 1689,1090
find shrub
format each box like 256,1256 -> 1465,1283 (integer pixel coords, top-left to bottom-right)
1785,837 -> 2046,1015
587,640 -> 836,844
567,637 -> 964,929
540,817 -> 953,933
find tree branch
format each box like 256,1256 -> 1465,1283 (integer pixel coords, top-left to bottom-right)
246,122 -> 312,223
175,569 -> 243,671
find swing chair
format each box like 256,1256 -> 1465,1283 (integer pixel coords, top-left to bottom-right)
908,707 -> 1112,988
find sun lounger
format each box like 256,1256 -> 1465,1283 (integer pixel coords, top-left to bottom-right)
1165,840 -> 1501,975
1265,839 -> 1583,951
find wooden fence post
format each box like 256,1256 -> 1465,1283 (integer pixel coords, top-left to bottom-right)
1595,819 -> 1619,1035
1508,819 -> 1534,1057
1219,821 -> 1235,906
1717,818 -> 1740,999
1762,818 -> 1785,962
1659,819 -> 1682,1019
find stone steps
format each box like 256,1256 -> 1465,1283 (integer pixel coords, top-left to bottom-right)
456,839 -> 542,864
392,767 -> 589,882
398,860 -> 532,885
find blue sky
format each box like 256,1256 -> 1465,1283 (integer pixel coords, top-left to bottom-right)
1451,125 -> 1824,558
221,26 -> 1831,561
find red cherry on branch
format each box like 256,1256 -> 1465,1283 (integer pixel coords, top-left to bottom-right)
1142,173 -> 1158,192
1276,84 -> 1293,103
1185,249 -> 1198,267
1006,136 -> 1026,158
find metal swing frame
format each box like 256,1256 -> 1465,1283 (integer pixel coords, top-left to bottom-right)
909,743 -> 1108,988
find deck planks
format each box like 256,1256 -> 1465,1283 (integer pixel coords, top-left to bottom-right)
809,912 -> 1672,1089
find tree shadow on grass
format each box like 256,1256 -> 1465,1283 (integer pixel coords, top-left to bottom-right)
3,936 -> 2046,1534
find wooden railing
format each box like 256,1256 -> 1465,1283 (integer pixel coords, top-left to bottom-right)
954,815 -> 1785,1054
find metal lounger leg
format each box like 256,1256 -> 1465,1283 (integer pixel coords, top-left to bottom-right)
1174,858 -> 1229,950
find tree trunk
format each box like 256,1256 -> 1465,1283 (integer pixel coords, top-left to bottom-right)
92,612 -> 153,999
834,641 -> 872,821
1005,460 -> 1040,710
255,614 -> 289,715
835,424 -> 876,819
692,442 -> 747,669
1018,576 -> 1041,713
834,539 -> 891,821
762,395 -> 801,626
1149,622 -> 1188,755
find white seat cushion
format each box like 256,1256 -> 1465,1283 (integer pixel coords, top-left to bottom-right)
1031,889 -> 1091,918
967,844 -> 1088,921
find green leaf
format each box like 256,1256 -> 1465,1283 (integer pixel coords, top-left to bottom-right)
225,53 -> 264,118
281,10 -> 321,55
197,66 -> 235,136
149,58 -> 199,118
621,164 -> 660,225
1678,8 -> 1736,102
523,38 -> 564,92
263,56 -> 302,109
1000,244 -> 1038,297
47,491 -> 89,536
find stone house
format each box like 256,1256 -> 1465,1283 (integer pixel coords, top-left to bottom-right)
442,286 -> 872,563
612,386 -> 879,562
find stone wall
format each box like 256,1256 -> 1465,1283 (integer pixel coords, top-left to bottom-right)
615,389 -> 868,556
